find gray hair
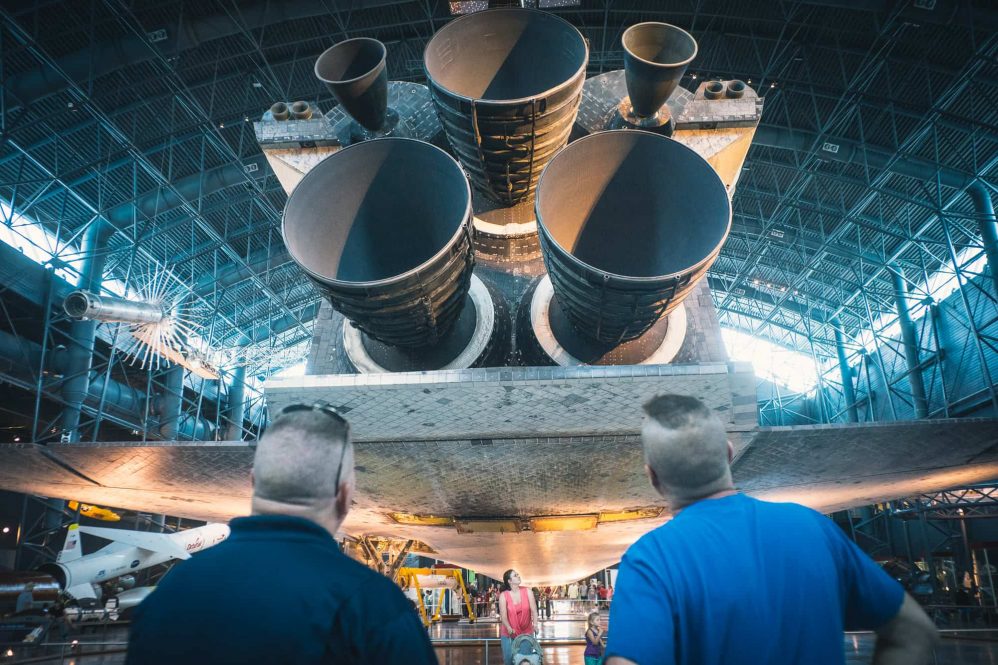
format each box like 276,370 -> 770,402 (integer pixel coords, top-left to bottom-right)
641,394 -> 732,502
252,409 -> 352,508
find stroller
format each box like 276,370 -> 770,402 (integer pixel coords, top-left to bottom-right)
510,634 -> 543,665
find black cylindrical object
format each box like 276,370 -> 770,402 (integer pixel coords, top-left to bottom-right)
282,138 -> 474,348
424,8 -> 588,205
536,130 -> 731,345
623,22 -> 698,118
315,38 -> 388,132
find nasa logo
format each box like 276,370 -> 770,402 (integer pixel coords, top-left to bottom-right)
96,569 -> 106,578
130,560 -> 140,568
186,536 -> 204,552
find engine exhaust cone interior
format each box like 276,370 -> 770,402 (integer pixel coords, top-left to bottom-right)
315,38 -> 389,132
623,22 -> 698,118
424,8 -> 588,204
425,9 -> 585,101
536,130 -> 730,344
283,138 -> 474,348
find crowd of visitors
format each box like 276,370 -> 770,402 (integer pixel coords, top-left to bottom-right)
125,394 -> 941,665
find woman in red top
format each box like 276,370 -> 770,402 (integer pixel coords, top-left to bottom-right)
498,569 -> 537,665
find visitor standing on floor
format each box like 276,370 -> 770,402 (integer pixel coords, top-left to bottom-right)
604,394 -> 939,665
584,611 -> 605,665
499,569 -> 538,665
127,403 -> 437,665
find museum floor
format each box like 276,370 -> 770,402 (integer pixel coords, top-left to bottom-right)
6,615 -> 998,664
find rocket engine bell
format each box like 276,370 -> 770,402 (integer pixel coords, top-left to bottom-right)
622,22 -> 698,124
535,130 -> 731,345
315,37 -> 389,133
282,138 -> 475,349
424,8 -> 588,205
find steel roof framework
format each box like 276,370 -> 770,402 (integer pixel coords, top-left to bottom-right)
0,0 -> 995,395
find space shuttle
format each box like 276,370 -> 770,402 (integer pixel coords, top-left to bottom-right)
0,9 -> 996,586
39,522 -> 229,601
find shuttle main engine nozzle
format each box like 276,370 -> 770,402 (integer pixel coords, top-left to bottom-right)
536,130 -> 730,345
282,138 -> 474,348
424,8 -> 588,205
63,291 -> 167,325
315,37 -> 389,132
623,22 -> 698,119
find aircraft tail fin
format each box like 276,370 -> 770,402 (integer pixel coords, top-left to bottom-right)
56,524 -> 83,563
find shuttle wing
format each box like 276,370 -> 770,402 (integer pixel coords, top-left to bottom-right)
78,526 -> 192,560
0,419 -> 996,522
0,417 -> 995,581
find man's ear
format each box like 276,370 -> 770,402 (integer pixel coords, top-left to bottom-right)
335,473 -> 354,520
727,440 -> 735,464
645,464 -> 662,493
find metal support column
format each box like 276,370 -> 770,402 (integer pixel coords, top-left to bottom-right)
968,183 -> 998,297
150,514 -> 167,533
832,319 -> 859,422
158,365 -> 184,440
224,365 -> 247,441
59,219 -> 114,441
890,265 -> 929,419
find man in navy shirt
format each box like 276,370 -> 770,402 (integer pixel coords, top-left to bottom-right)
605,394 -> 938,665
128,404 -> 437,665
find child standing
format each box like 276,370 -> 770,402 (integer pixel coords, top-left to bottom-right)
584,611 -> 604,665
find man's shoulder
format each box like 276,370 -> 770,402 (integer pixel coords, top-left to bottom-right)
631,497 -> 828,546
747,496 -> 833,530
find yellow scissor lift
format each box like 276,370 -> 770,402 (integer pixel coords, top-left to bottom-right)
397,567 -> 476,627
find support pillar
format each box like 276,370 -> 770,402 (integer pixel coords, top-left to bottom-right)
891,265 -> 929,419
158,365 -> 185,440
150,514 -> 167,533
224,365 -> 247,441
968,183 -> 998,297
832,319 -> 859,423
59,219 -> 114,441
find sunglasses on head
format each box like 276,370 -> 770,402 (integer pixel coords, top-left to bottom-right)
278,402 -> 351,493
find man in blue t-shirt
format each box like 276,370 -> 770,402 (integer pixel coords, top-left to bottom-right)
605,394 -> 938,665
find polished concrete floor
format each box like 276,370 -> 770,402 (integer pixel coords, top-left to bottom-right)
429,616 -> 998,665
5,615 -> 998,663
